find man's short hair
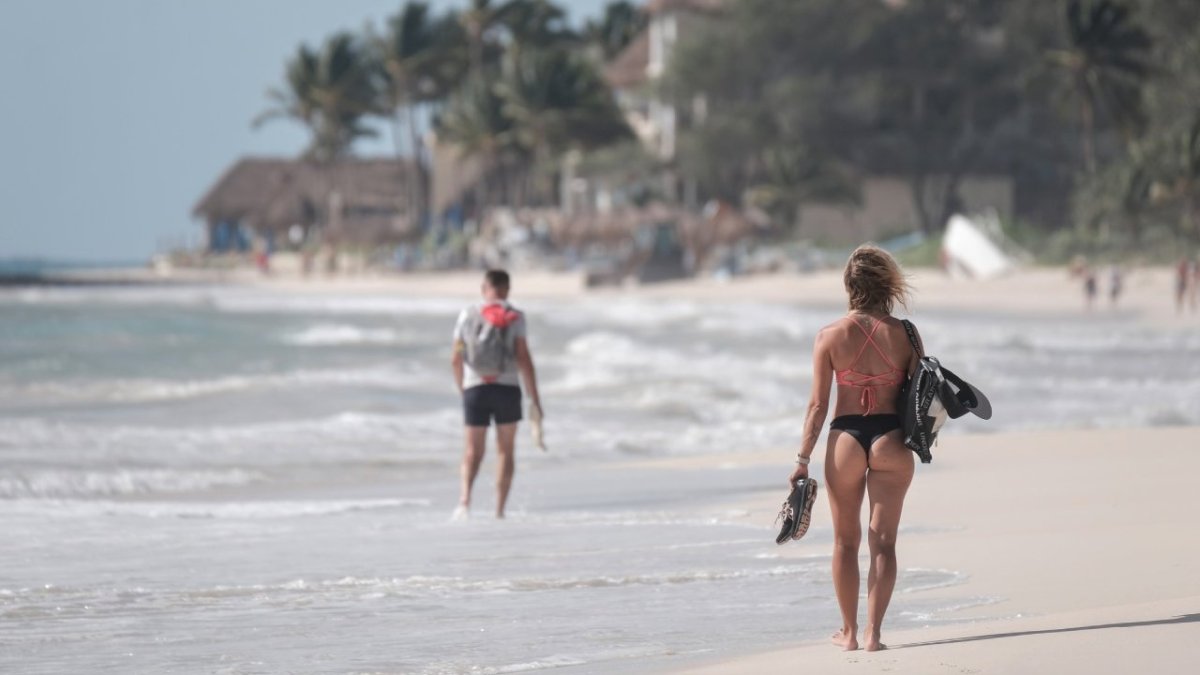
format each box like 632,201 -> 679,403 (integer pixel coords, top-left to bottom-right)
484,269 -> 510,290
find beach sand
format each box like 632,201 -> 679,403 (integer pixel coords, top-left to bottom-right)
669,427 -> 1200,674
252,265 -> 1194,327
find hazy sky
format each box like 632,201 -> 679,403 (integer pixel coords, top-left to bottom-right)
0,0 -> 612,261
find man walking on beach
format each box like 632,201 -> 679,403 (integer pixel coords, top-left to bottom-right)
451,270 -> 542,519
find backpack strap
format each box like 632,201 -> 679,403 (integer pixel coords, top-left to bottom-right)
900,320 -> 922,355
900,319 -> 924,377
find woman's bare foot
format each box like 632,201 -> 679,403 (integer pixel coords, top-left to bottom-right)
862,625 -> 886,651
830,628 -> 859,651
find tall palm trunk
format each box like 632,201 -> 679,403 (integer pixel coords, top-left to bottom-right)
474,152 -> 492,228
1185,174 -> 1199,241
1079,80 -> 1097,173
468,21 -> 485,78
406,104 -> 429,227
391,108 -> 419,233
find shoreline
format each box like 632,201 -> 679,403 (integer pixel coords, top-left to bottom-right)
6,265 -> 1197,672
12,265 -> 1195,327
77,426 -> 1200,673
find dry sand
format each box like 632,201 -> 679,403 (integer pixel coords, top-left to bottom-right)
669,427 -> 1200,674
251,265 -> 1195,327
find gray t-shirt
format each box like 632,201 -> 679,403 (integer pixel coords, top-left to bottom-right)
453,301 -> 527,389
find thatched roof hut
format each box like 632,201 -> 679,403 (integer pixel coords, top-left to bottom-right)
193,158 -> 414,248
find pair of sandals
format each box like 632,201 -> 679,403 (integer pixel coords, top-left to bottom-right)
774,477 -> 819,544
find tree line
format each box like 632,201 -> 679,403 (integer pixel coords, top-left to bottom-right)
256,0 -> 1200,256
255,0 -> 643,226
665,0 -> 1200,254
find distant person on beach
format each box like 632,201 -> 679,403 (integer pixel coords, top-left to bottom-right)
1083,266 -> 1098,311
1191,257 -> 1200,312
253,238 -> 270,276
789,244 -> 918,652
1108,265 -> 1123,308
451,270 -> 542,519
1177,258 -> 1190,313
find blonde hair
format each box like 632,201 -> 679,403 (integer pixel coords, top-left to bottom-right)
843,244 -> 910,314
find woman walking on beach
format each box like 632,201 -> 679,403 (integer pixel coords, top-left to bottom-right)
789,245 -> 918,652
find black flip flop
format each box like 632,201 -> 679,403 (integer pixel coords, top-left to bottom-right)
775,477 -> 819,544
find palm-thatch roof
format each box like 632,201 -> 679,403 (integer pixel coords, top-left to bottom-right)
193,158 -> 415,243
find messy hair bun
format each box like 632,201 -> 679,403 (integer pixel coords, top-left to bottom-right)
843,244 -> 910,314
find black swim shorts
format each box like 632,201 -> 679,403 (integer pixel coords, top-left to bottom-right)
463,384 -> 523,427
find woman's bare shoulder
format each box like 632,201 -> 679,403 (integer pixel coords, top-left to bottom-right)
883,315 -> 921,352
816,317 -> 852,340
884,314 -> 917,335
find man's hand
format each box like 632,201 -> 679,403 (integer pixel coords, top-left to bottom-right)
514,337 -> 540,410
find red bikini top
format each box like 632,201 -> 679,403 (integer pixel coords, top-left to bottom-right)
834,317 -> 905,414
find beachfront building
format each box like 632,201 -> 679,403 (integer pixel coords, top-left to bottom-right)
192,158 -> 414,253
604,0 -> 721,208
605,0 -> 722,163
603,0 -> 1015,245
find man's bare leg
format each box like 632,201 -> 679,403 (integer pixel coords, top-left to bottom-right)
494,423 -> 518,518
459,426 -> 488,514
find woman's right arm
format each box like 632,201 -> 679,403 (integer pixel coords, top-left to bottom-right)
790,328 -> 833,485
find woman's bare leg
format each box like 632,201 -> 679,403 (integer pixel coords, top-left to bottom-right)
825,432 -> 868,651
863,433 -> 914,651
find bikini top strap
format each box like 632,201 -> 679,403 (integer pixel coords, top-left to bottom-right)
845,317 -> 900,371
843,317 -> 873,368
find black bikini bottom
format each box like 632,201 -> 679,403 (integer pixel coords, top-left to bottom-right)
829,414 -> 902,454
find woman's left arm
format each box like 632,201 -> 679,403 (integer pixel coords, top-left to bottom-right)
790,329 -> 833,485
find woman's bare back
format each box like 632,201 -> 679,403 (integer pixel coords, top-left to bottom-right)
826,315 -> 914,417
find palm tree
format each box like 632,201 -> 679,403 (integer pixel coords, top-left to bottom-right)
255,32 -> 379,161
496,48 -> 633,204
1049,0 -> 1153,172
460,0 -> 521,77
1179,112 -> 1200,237
373,3 -> 466,224
499,48 -> 631,156
500,0 -> 578,57
437,77 -> 523,217
584,1 -> 647,60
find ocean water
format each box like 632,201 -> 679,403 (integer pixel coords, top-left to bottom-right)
1,285 -> 1197,674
